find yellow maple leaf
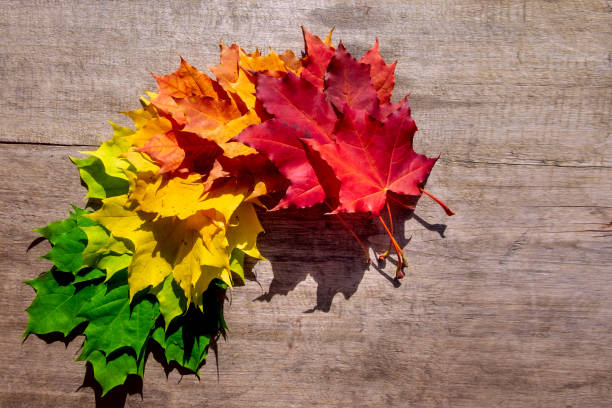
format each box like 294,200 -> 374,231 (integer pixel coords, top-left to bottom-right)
225,69 -> 257,109
126,165 -> 248,222
239,48 -> 287,73
205,109 -> 260,157
124,117 -> 172,148
85,195 -> 234,302
227,202 -> 264,259
124,149 -> 160,173
120,97 -> 158,129
74,54 -> 277,306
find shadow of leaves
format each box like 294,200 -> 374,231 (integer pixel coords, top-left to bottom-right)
250,204 -> 443,312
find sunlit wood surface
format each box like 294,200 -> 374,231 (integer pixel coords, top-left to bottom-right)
1,1 -> 611,406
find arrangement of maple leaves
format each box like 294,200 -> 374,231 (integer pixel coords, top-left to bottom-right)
24,28 -> 452,397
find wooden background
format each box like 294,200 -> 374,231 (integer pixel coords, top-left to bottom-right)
1,1 -> 611,406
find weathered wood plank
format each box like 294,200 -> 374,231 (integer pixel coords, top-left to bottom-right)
2,141 -> 610,406
1,0 -> 611,406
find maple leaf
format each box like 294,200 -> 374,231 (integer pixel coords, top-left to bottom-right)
86,350 -> 141,396
125,116 -> 173,148
307,103 -> 437,215
79,224 -> 132,280
227,202 -> 264,260
139,108 -> 255,175
278,49 -> 302,73
27,209 -> 228,392
210,43 -> 299,110
236,38 -> 451,275
300,27 -> 335,90
85,195 -> 233,303
325,43 -> 380,117
24,270 -> 103,338
194,109 -> 261,158
176,96 -> 242,135
121,97 -> 159,130
235,119 -> 325,209
360,39 -> 397,105
137,131 -> 187,174
300,30 -> 401,119
96,254 -> 132,278
77,270 -> 160,361
235,72 -> 338,209
128,171 -> 247,222
35,207 -> 97,273
216,150 -> 289,204
73,268 -> 106,284
83,110 -> 266,303
151,317 -> 210,374
324,40 -> 404,119
26,208 -> 119,337
71,123 -> 133,199
80,224 -> 130,264
229,248 -> 246,285
151,274 -> 187,329
239,48 -> 289,74
210,43 -> 240,85
40,228 -> 87,273
210,44 -> 258,109
151,280 -> 227,374
142,130 -> 218,176
148,228 -> 247,329
153,57 -> 218,99
35,206 -> 90,242
146,63 -> 263,177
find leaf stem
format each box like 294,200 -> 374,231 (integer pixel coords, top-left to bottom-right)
419,187 -> 455,216
378,215 -> 406,279
378,202 -> 393,261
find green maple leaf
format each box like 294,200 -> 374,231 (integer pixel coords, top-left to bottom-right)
151,274 -> 187,330
71,155 -> 130,199
24,270 -> 104,337
35,207 -> 97,273
80,224 -> 130,265
77,271 -> 159,360
42,228 -> 86,273
152,315 -> 210,375
86,350 -> 141,396
79,223 -> 132,280
35,206 -> 89,241
71,123 -> 133,199
152,280 -> 227,374
97,253 -> 132,279
73,268 -> 106,284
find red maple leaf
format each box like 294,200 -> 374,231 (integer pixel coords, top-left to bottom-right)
238,51 -> 438,216
305,102 -> 436,215
360,39 -> 397,105
300,29 -> 402,118
235,72 -> 338,209
300,27 -> 335,90
325,43 -> 380,117
235,37 -> 453,278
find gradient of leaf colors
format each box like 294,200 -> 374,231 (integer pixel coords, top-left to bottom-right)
25,27 -> 452,397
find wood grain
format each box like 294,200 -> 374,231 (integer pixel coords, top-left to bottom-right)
1,0 -> 611,406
